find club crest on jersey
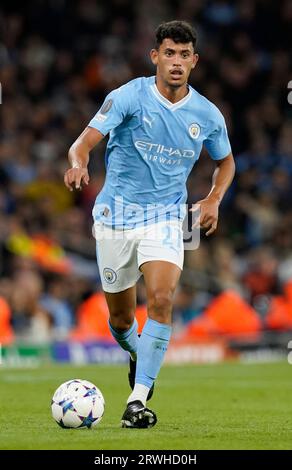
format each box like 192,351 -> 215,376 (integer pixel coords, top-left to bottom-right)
103,268 -> 117,284
189,123 -> 200,139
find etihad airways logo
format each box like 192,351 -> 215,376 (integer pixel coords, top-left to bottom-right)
135,141 -> 195,159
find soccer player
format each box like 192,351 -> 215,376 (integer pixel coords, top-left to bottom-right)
64,20 -> 235,428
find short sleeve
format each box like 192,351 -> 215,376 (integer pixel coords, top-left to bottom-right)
88,84 -> 134,136
204,106 -> 232,160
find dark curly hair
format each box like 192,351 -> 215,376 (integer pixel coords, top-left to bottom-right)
155,20 -> 197,50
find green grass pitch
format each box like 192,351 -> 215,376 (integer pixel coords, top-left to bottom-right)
0,362 -> 291,450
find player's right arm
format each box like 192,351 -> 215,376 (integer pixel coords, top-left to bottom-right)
64,80 -> 137,191
64,127 -> 104,191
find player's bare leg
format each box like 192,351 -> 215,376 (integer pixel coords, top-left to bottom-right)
104,285 -> 137,355
104,286 -> 139,360
141,260 -> 181,325
104,286 -> 136,332
121,261 -> 181,428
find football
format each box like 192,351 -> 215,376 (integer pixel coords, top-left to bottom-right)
51,379 -> 105,429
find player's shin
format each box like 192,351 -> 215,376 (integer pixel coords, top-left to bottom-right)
127,318 -> 172,405
108,318 -> 138,360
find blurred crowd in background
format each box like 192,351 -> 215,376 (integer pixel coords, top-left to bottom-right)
0,0 -> 292,344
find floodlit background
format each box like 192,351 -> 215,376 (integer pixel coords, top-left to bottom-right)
0,0 -> 292,365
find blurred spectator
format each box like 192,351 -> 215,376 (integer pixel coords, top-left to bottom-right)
9,270 -> 53,343
0,294 -> 14,344
40,274 -> 74,339
242,246 -> 279,302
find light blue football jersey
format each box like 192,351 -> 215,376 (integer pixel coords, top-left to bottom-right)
88,76 -> 231,228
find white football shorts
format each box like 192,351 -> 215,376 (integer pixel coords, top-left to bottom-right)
94,220 -> 184,293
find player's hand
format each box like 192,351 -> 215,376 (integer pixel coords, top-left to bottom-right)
190,196 -> 220,236
64,167 -> 90,191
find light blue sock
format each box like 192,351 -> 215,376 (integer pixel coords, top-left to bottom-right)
108,318 -> 138,359
135,318 -> 172,388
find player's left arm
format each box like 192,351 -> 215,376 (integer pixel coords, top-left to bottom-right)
191,153 -> 235,236
191,105 -> 235,236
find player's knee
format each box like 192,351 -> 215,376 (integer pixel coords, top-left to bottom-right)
148,290 -> 173,322
109,308 -> 135,331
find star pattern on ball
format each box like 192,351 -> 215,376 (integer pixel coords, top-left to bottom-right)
80,411 -> 97,428
62,400 -> 76,415
58,418 -> 70,429
84,388 -> 97,397
66,380 -> 81,387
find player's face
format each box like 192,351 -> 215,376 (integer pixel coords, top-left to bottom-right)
151,38 -> 198,88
